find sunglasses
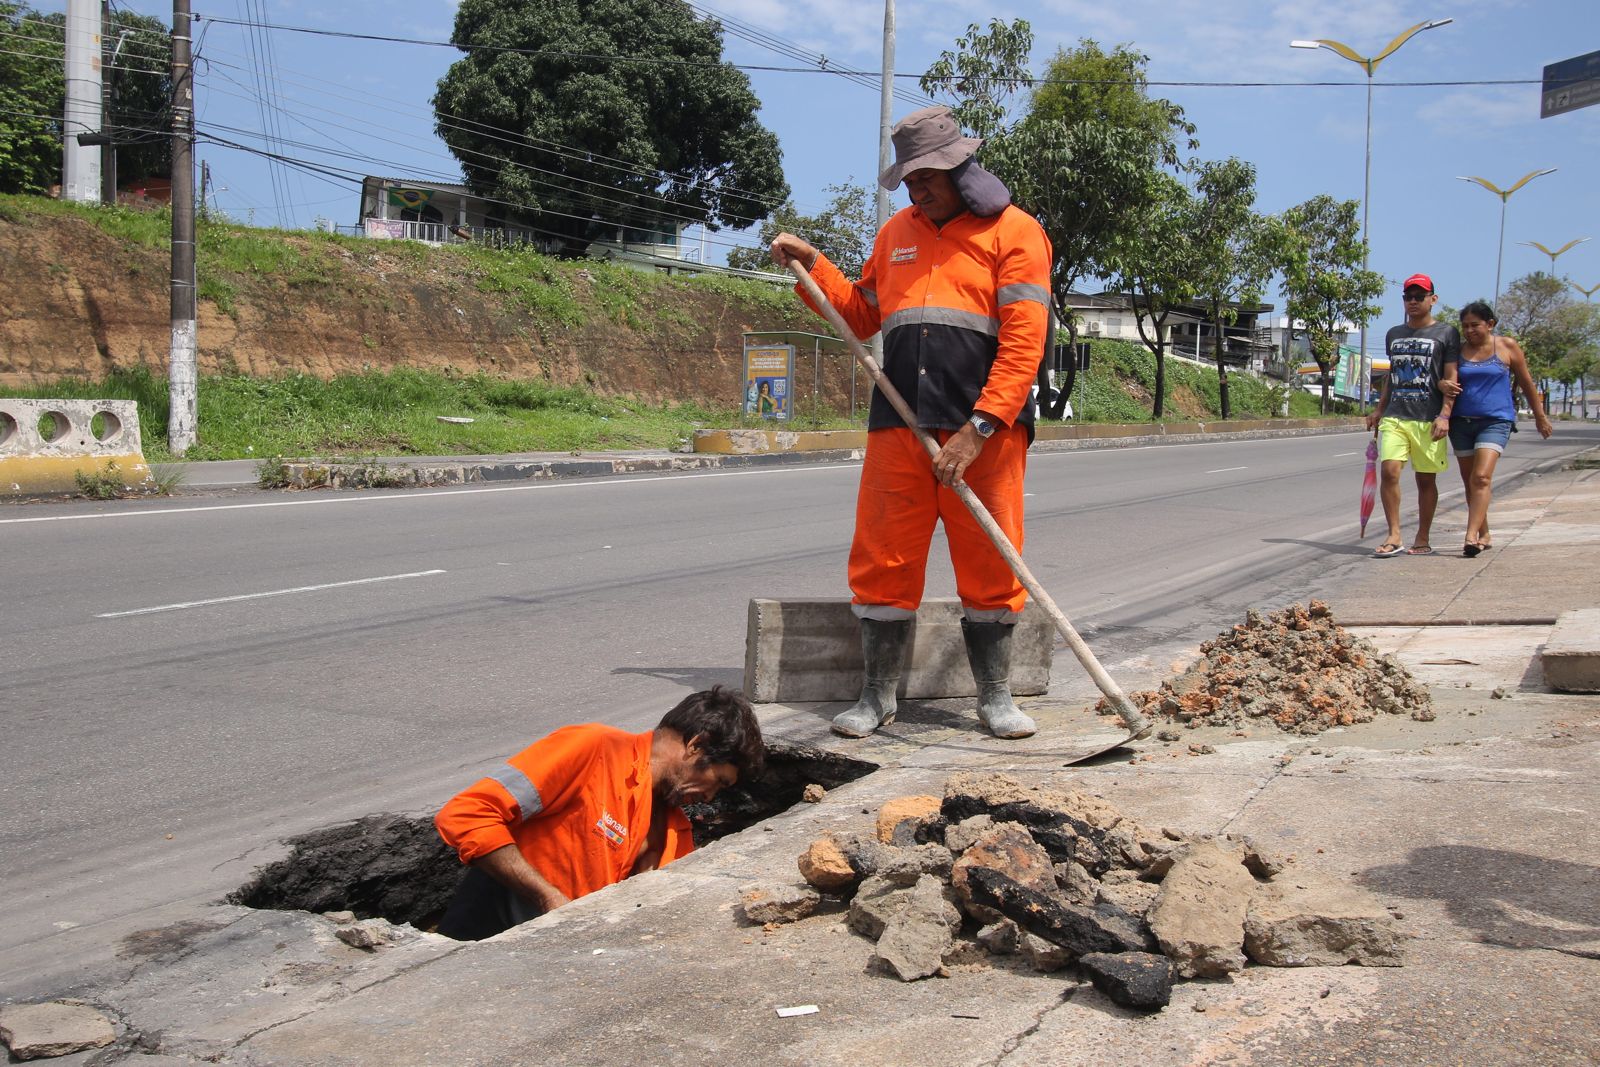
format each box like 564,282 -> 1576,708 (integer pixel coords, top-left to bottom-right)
1402,291 -> 1431,302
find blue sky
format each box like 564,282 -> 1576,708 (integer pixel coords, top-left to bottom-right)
40,0 -> 1600,345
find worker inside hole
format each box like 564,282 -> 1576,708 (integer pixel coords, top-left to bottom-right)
434,686 -> 764,940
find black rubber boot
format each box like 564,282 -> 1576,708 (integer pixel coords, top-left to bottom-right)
832,618 -> 911,738
961,619 -> 1037,739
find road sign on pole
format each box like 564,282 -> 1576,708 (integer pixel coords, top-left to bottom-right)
1542,49 -> 1600,119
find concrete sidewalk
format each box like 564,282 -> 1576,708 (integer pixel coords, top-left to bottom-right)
8,464 -> 1599,1066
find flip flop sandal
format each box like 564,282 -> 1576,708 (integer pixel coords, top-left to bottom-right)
1464,542 -> 1483,558
1406,545 -> 1435,556
1373,543 -> 1403,558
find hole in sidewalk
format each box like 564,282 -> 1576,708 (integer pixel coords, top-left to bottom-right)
684,740 -> 878,844
228,742 -> 877,929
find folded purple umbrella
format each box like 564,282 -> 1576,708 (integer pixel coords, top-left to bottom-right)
1359,436 -> 1378,537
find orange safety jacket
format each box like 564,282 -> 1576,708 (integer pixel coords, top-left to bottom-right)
435,724 -> 695,903
799,203 -> 1052,440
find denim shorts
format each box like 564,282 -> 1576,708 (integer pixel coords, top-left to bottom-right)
1449,416 -> 1514,456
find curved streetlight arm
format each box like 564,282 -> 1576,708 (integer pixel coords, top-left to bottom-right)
1520,238 -> 1591,259
1290,19 -> 1452,74
1370,18 -> 1454,72
1504,167 -> 1557,196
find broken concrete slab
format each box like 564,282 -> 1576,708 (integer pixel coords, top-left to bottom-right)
848,876 -> 914,940
1078,951 -> 1175,1011
1542,608 -> 1600,692
1244,870 -> 1403,967
739,883 -> 821,925
872,876 -> 960,982
1148,839 -> 1255,978
0,1001 -> 116,1060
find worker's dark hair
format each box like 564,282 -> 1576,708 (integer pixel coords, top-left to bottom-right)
658,686 -> 765,780
1460,300 -> 1497,325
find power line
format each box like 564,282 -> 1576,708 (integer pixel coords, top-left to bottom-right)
198,59 -> 784,239
683,1 -> 929,110
190,15 -> 1542,89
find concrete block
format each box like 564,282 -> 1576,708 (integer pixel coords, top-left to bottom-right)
0,398 -> 149,498
743,597 -> 1052,703
1542,609 -> 1600,692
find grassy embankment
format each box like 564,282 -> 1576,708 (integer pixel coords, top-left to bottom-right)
2,194 -> 1332,464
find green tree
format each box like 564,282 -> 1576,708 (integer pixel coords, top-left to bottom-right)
725,181 -> 874,277
1280,195 -> 1384,413
1189,159 -> 1280,419
1029,39 -> 1196,168
0,2 -> 63,193
0,3 -> 171,194
919,18 -> 1034,141
1499,272 -> 1600,415
434,0 -> 787,251
925,33 -> 1194,420
1105,171 -> 1202,419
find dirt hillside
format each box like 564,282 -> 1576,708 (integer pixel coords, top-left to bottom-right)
0,200 -> 832,405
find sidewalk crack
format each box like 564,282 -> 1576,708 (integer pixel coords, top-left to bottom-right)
990,984 -> 1078,1065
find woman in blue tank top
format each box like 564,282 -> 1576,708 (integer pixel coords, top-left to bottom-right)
1450,301 -> 1553,557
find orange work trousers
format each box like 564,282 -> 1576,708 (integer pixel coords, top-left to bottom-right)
848,425 -> 1027,621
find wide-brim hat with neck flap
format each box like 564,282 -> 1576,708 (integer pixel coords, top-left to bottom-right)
877,105 -> 983,190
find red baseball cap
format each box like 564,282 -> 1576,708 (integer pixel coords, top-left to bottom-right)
1402,273 -> 1434,293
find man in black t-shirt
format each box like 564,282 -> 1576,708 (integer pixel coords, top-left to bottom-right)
1363,272 -> 1460,557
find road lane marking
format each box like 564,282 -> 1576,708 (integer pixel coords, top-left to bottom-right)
96,569 -> 447,618
1205,466 -> 1248,474
1333,452 -> 1359,457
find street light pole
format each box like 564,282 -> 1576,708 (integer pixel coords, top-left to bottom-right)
1519,237 -> 1591,277
1290,19 -> 1451,410
1457,169 -> 1557,310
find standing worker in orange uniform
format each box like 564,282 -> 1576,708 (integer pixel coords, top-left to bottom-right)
433,687 -> 764,940
770,105 -> 1052,741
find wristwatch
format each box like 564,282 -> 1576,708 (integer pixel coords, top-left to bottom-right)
968,414 -> 996,438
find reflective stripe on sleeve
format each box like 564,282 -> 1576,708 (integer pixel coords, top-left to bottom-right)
882,306 -> 1000,337
489,763 -> 544,822
997,282 -> 1050,307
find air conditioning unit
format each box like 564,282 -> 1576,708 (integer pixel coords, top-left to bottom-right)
1085,320 -> 1103,335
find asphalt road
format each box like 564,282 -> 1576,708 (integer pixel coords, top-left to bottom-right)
3,423 -> 1597,992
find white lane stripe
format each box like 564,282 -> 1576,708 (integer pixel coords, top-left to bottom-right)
0,464 -> 863,526
1205,466 -> 1248,474
96,569 -> 447,618
1333,451 -> 1359,457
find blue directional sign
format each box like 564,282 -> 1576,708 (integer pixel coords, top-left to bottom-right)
1542,49 -> 1600,119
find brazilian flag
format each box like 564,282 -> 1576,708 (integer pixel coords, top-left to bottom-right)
387,188 -> 435,210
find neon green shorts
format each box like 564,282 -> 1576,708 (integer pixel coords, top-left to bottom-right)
1377,417 -> 1448,473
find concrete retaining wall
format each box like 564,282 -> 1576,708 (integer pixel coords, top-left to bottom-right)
743,597 -> 1053,704
0,398 -> 150,498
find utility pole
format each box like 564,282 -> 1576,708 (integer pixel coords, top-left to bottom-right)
99,0 -> 115,203
63,0 -> 103,202
869,0 -> 894,381
168,0 -> 197,454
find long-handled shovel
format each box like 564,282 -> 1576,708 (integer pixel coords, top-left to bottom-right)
788,261 -> 1153,748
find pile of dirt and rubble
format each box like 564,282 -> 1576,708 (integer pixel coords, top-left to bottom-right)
1098,600 -> 1433,735
739,772 -> 1401,1012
